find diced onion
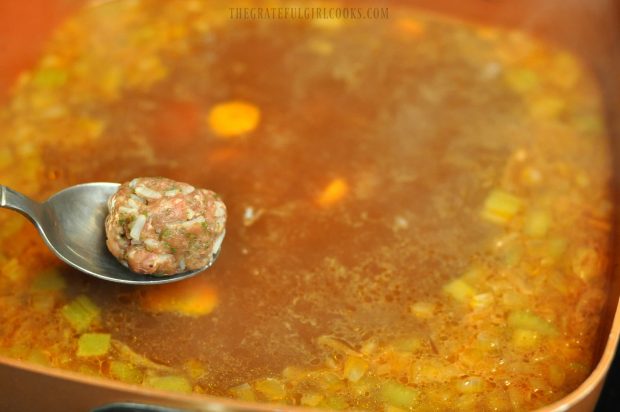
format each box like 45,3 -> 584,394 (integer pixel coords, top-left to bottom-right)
512,329 -> 539,349
181,216 -> 206,228
129,214 -> 147,240
212,231 -> 226,255
143,238 -> 159,251
524,210 -> 551,237
507,311 -> 557,336
300,392 -> 324,407
129,194 -> 146,204
410,302 -> 435,319
343,356 -> 369,382
118,206 -> 138,216
181,185 -> 195,194
135,185 -> 162,200
254,378 -> 286,400
457,377 -> 485,394
214,202 -> 226,218
229,383 -> 256,401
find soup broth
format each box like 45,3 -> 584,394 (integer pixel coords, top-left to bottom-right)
0,1 -> 612,410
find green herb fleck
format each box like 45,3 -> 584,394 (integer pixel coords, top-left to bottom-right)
160,229 -> 172,239
163,242 -> 177,254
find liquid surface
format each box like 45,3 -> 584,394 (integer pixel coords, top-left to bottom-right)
0,1 -> 612,410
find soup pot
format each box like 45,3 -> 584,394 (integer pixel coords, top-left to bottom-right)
0,0 -> 618,411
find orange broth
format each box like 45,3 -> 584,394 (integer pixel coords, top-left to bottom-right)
0,1 -> 612,410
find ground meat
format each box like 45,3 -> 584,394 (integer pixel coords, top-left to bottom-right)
105,177 -> 227,275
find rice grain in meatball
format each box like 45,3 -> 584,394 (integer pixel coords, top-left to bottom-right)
105,177 -> 226,275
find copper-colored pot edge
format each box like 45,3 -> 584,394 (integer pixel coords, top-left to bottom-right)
538,297 -> 620,412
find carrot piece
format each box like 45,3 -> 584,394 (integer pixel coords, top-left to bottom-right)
317,178 -> 348,207
395,18 -> 425,37
207,100 -> 260,137
139,278 -> 218,316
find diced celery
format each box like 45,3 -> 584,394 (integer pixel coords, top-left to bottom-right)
229,383 -> 256,401
254,377 -> 286,401
343,355 -> 369,382
512,329 -> 539,349
144,375 -> 192,394
524,210 -> 551,238
443,278 -> 476,303
62,295 -> 100,332
507,311 -> 557,336
482,190 -> 522,224
380,381 -> 420,409
504,68 -> 539,93
77,333 -> 111,357
33,67 -> 68,88
31,268 -> 66,291
110,360 -> 143,384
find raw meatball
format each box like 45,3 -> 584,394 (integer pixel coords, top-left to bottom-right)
105,177 -> 226,275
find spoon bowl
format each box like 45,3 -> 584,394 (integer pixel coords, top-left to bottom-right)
0,183 -> 216,284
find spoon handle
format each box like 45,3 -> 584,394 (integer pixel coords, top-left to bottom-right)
0,185 -> 44,224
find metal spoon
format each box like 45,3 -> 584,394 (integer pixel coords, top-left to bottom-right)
0,183 -> 217,284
